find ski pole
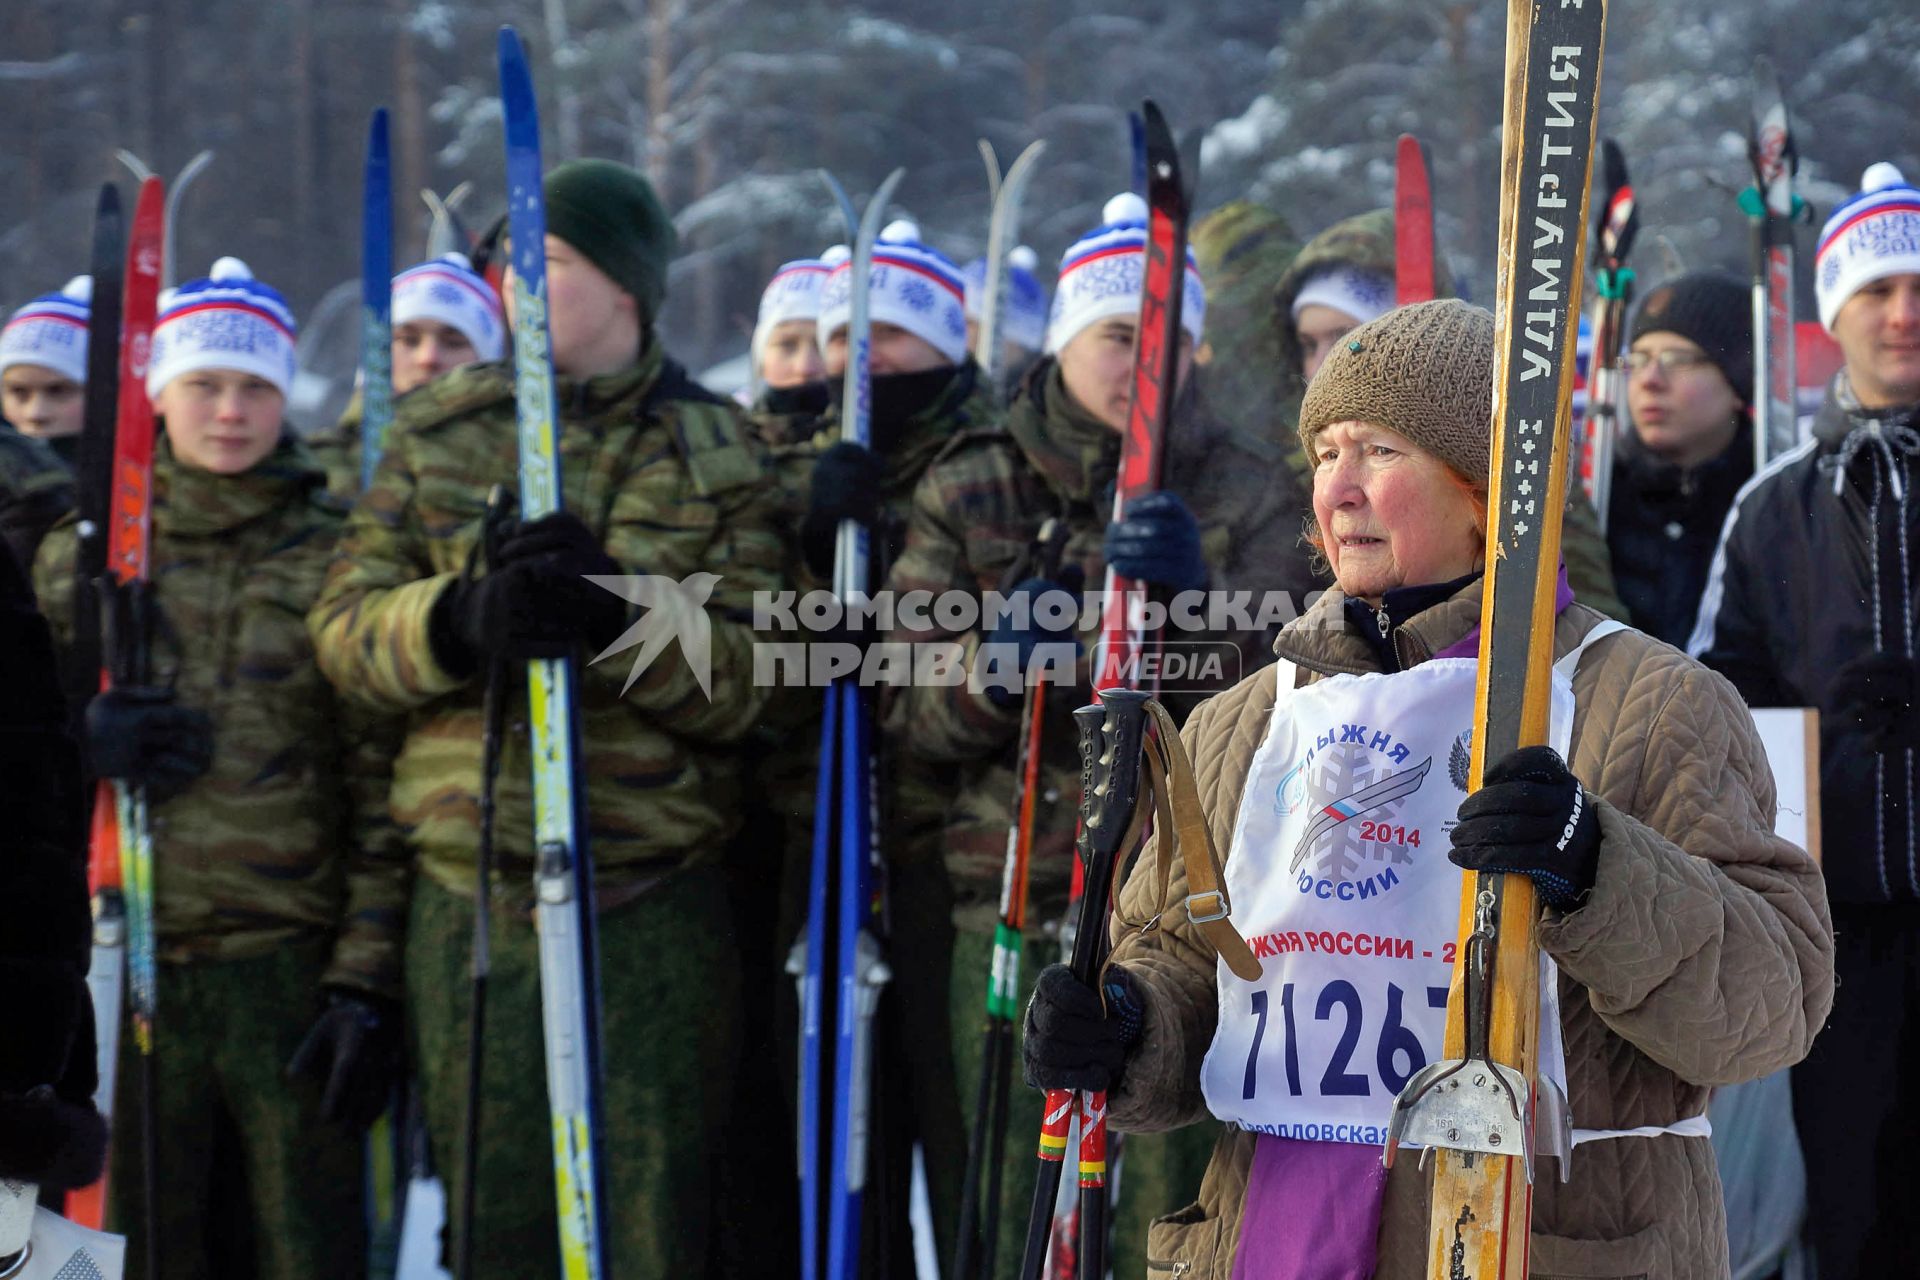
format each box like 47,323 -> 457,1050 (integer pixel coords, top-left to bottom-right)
458,488 -> 514,1280
1018,692 -> 1150,1280
956,666 -> 1046,1280
954,517 -> 1069,1280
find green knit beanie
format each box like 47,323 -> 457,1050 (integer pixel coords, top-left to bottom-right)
543,159 -> 677,324
1297,298 -> 1495,486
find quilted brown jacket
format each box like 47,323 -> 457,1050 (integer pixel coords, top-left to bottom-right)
1105,580 -> 1833,1279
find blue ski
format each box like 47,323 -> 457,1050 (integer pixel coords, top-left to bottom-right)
792,165 -> 903,1280
360,108 -> 394,490
498,27 -> 609,1280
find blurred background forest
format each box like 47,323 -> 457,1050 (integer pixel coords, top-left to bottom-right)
4,0 -> 1917,416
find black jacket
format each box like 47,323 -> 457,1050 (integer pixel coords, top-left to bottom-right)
0,536 -> 105,1190
1606,421 -> 1753,647
1689,384 -> 1920,904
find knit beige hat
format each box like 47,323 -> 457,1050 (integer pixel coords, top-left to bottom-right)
1297,297 -> 1496,486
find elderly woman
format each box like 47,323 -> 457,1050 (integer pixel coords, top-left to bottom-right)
1021,299 -> 1834,1279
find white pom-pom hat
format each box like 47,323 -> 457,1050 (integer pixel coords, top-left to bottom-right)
0,276 -> 93,386
817,221 -> 970,366
1045,193 -> 1206,356
148,257 -> 298,400
751,256 -> 834,374
392,252 -> 505,361
1815,162 -> 1920,331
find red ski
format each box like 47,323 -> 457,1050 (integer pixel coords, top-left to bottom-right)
1395,134 -> 1437,306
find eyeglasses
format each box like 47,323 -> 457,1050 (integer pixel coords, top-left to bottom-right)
1619,349 -> 1714,376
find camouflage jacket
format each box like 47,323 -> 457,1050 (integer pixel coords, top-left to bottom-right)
305,392 -> 363,500
0,427 -> 74,577
883,361 -> 1245,926
307,342 -> 790,900
34,437 -> 407,998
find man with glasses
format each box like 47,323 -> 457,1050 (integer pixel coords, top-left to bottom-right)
1603,271 -> 1754,646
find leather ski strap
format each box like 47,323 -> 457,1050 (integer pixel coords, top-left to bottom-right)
1126,699 -> 1261,982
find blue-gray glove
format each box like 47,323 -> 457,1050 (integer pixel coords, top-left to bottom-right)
1103,492 -> 1206,593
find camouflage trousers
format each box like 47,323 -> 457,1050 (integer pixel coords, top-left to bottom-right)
109,938 -> 367,1280
947,925 -> 1218,1280
408,867 -> 741,1277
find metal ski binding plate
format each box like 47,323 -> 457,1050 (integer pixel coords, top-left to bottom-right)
1382,1056 -> 1536,1183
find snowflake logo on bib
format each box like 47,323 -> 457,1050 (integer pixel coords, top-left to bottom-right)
1282,723 -> 1434,902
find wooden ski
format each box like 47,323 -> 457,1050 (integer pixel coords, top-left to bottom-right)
1382,2 -> 1609,1276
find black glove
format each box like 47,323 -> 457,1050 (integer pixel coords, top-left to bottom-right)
84,686 -> 214,804
1448,745 -> 1601,912
1021,964 -> 1143,1093
800,442 -> 884,579
1832,652 -> 1920,754
1103,491 -> 1207,594
431,511 -> 625,672
982,571 -> 1085,708
287,990 -> 402,1131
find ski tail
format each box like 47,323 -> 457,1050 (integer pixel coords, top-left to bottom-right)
159,150 -> 213,291
360,109 -> 395,491
1394,134 -> 1437,306
973,140 -> 1047,381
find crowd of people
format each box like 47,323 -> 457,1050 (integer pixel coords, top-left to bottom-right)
0,122 -> 1915,1280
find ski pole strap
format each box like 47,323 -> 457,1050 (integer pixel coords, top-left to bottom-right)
1119,699 -> 1260,982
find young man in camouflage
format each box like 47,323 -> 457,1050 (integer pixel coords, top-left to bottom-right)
307,159 -> 788,1276
309,250 -> 508,497
0,277 -> 90,568
883,193 -> 1238,1277
34,258 -> 406,1280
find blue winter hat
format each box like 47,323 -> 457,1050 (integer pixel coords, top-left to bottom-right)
962,246 -> 1049,354
0,276 -> 92,386
1046,193 -> 1206,356
1815,163 -> 1920,331
392,252 -> 505,361
148,257 -> 298,399
818,221 -> 970,365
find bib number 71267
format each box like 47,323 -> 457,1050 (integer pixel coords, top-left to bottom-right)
1241,981 -> 1450,1101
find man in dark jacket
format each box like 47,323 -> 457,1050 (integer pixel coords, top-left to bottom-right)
1689,161 -> 1920,1279
0,535 -> 106,1264
1606,272 -> 1755,646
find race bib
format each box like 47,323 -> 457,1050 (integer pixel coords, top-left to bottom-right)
1200,655 -> 1579,1143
